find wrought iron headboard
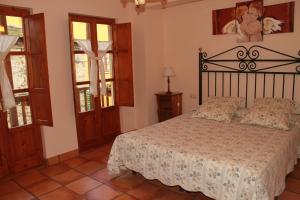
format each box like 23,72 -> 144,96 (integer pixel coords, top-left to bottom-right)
199,45 -> 300,107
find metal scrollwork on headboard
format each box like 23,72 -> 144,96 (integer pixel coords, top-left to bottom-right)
200,45 -> 300,73
236,46 -> 259,61
198,45 -> 300,105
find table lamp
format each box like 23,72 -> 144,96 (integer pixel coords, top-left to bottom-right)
163,67 -> 175,94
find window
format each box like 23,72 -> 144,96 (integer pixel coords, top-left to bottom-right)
70,14 -> 134,114
0,6 -> 52,176
71,17 -> 116,113
0,7 -> 53,128
0,15 -> 31,128
96,24 -> 115,108
72,21 -> 94,112
69,14 -> 133,151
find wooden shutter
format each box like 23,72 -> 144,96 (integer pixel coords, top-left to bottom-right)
24,13 -> 53,126
115,23 -> 134,106
0,111 -> 8,177
0,95 -> 9,177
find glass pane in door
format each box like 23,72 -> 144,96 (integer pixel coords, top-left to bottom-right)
97,24 -> 112,42
99,53 -> 113,79
97,24 -> 112,52
75,54 -> 90,82
0,16 -> 5,33
76,84 -> 94,112
10,55 -> 28,90
100,81 -> 115,108
6,16 -> 24,51
73,22 -> 90,51
7,92 -> 32,128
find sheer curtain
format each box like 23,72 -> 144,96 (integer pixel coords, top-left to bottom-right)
0,35 -> 18,111
98,41 -> 112,95
75,39 -> 112,96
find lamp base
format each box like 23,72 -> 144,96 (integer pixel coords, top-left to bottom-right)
166,76 -> 171,94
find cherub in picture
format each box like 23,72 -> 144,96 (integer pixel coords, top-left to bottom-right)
236,0 -> 263,43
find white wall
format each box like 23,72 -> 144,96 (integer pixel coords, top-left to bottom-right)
120,7 -> 165,130
0,0 -> 165,158
0,0 -> 133,158
163,0 -> 300,112
2,0 -> 299,158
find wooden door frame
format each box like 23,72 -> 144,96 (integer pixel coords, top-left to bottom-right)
0,102 -> 9,177
0,5 -> 45,175
69,14 -> 120,152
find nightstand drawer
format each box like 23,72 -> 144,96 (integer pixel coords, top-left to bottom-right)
155,92 -> 182,122
157,96 -> 173,110
158,111 -> 173,122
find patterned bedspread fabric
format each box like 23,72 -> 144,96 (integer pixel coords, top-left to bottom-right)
108,114 -> 300,200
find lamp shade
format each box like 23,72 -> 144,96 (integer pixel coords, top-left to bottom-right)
163,67 -> 175,77
135,0 -> 146,5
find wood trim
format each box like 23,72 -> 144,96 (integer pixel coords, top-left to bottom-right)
68,17 -> 79,115
46,156 -> 60,166
75,78 -> 115,86
25,13 -> 53,126
69,13 -> 115,24
46,149 -> 79,166
0,5 -> 30,17
0,6 -> 47,178
114,23 -> 134,106
69,13 -> 121,152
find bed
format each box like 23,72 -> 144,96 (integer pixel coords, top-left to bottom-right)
108,45 -> 300,200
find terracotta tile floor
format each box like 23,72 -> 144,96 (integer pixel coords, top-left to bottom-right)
1,142 -> 300,200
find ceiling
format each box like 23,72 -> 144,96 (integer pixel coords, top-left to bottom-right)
149,0 -> 203,8
122,0 -> 204,9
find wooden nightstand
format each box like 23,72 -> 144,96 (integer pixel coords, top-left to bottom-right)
155,92 -> 182,122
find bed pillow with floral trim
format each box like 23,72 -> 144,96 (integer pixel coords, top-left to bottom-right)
206,96 -> 246,108
291,114 -> 300,129
193,101 -> 239,123
240,105 -> 290,130
254,98 -> 295,114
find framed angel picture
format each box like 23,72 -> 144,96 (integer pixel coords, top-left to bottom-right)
236,0 -> 263,43
212,1 -> 295,43
212,8 -> 236,35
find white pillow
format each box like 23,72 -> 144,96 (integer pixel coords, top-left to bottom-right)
193,98 -> 240,123
291,114 -> 300,129
206,96 -> 246,108
241,100 -> 291,130
254,98 -> 295,114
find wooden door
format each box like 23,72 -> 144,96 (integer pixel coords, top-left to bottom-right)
76,112 -> 99,150
0,111 -> 9,177
101,107 -> 120,142
0,8 -> 52,175
7,125 -> 43,173
69,17 -> 100,151
69,14 -> 123,151
115,23 -> 134,107
4,13 -> 49,173
25,13 -> 53,126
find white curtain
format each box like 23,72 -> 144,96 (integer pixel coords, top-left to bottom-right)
75,39 -> 112,96
0,35 -> 18,111
98,41 -> 112,95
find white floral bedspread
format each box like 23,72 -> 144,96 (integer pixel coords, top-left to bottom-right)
108,114 -> 300,200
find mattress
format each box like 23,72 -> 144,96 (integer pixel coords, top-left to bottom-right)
108,114 -> 300,200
